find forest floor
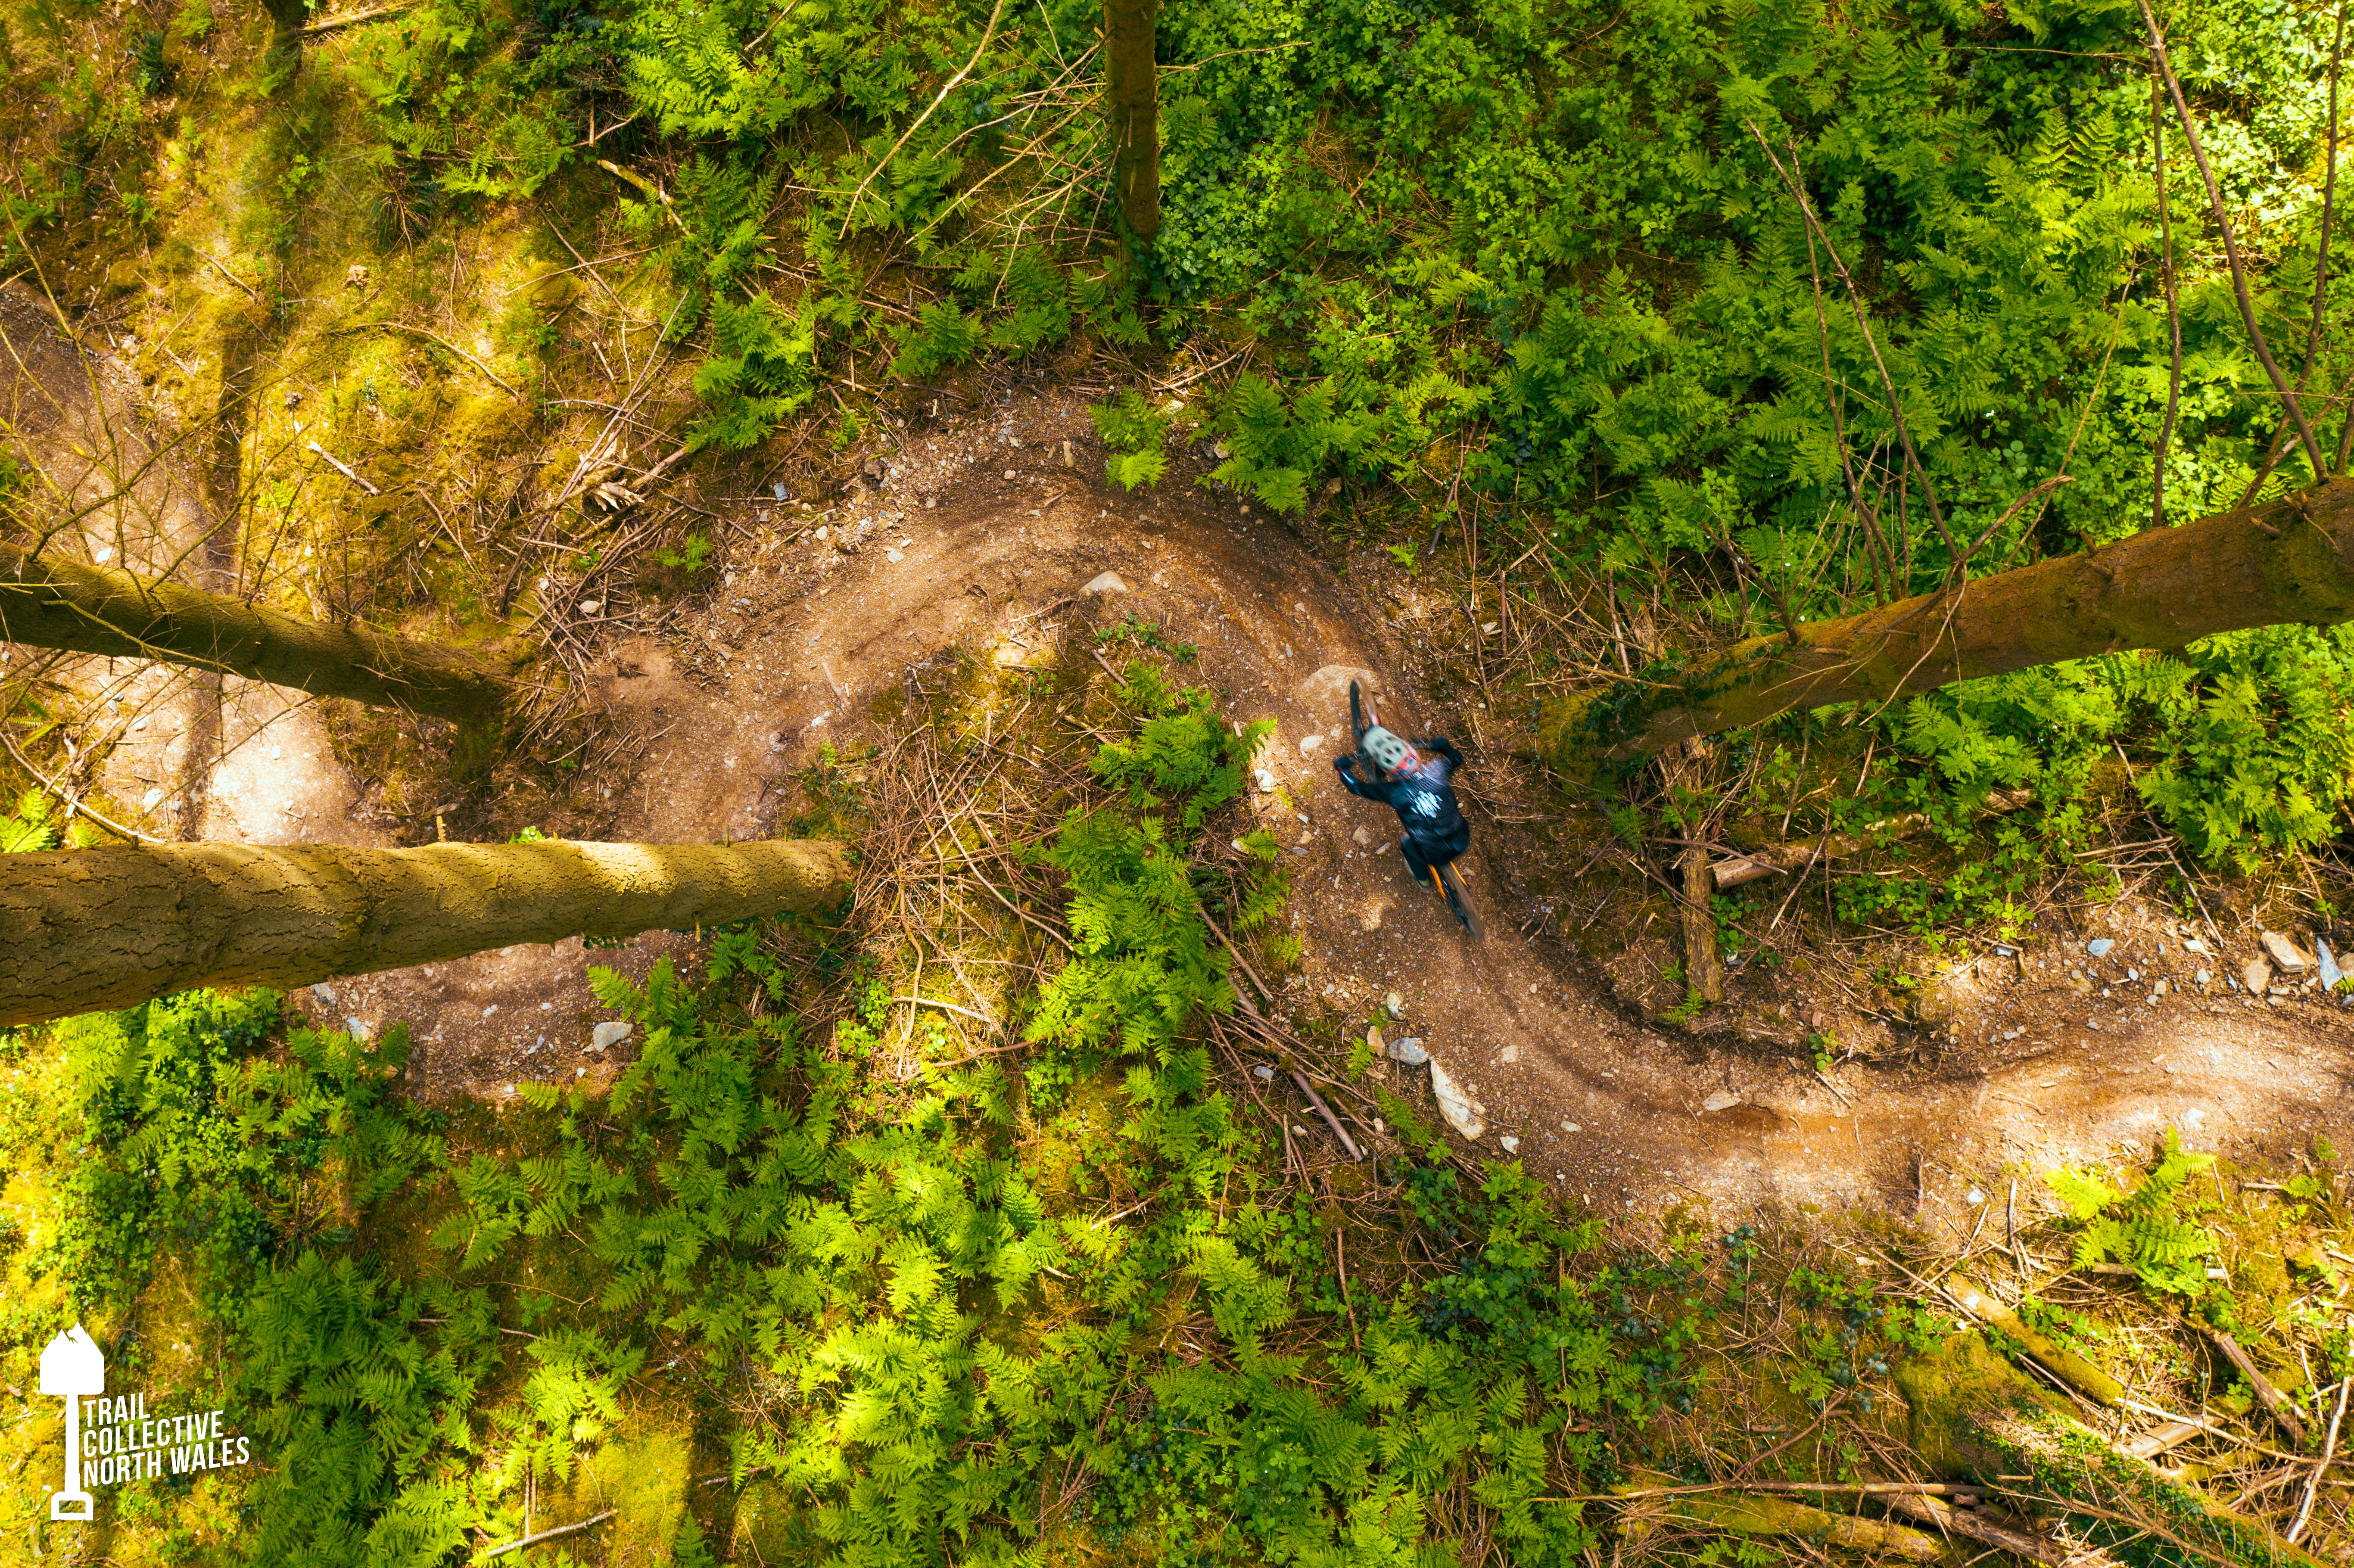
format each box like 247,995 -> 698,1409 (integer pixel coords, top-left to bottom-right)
12,280 -> 2347,1228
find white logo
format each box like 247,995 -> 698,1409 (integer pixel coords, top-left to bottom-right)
35,1324 -> 251,1522
1409,792 -> 1442,818
39,1325 -> 103,1521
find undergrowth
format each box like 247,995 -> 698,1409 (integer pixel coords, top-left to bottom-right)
29,666 -> 2342,1564
7,0 -> 2353,904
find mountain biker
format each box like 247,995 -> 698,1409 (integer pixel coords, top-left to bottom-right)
1333,726 -> 1470,895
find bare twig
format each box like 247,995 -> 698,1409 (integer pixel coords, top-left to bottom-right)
2150,66 -> 2185,526
2289,1378 -> 2349,1543
2141,0 -> 2326,476
837,0 -> 1012,241
305,441 -> 381,495
484,1509 -> 616,1558
1744,123 -> 1960,569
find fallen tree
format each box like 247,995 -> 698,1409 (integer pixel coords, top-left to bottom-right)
0,541 -> 514,722
1898,1329 -> 2328,1568
1543,478 -> 2354,764
0,837 -> 852,1025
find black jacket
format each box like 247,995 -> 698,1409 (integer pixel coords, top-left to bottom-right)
1334,737 -> 1470,856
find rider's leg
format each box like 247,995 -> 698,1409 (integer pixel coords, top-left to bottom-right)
1399,834 -> 1439,890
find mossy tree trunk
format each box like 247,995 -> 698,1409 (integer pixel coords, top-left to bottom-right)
1104,0 -> 1160,240
0,837 -> 851,1026
1542,478 -> 2354,765
0,541 -> 512,722
1897,1331 -> 2325,1568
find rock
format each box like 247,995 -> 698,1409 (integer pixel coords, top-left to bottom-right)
1700,1090 -> 1741,1113
1081,571 -> 1128,595
1966,1188 -> 1985,1205
590,1020 -> 633,1052
2183,937 -> 2211,955
1367,1024 -> 1384,1055
1387,992 -> 1403,1015
886,549 -> 904,563
1252,768 -> 1276,793
1252,1064 -> 1275,1081
1429,1058 -> 1485,1140
2086,938 -> 2114,958
2321,939 -> 2344,989
1500,1044 -> 1519,1064
1386,1036 -> 1428,1066
1298,734 -> 1326,754
2244,957 -> 2273,994
344,1017 -> 371,1042
2196,968 -> 2211,986
311,982 -> 337,1003
1499,1136 -> 1520,1153
1003,468 -> 1017,479
140,787 -> 164,810
2261,931 -> 2314,971
578,598 -> 603,616
1351,826 -> 1371,846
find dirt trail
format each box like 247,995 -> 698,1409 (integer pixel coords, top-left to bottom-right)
8,352 -> 2351,1211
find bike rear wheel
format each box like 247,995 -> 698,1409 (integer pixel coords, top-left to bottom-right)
1437,862 -> 1483,939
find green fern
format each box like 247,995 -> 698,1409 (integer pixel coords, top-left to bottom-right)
0,789 -> 58,851
2045,1131 -> 2218,1297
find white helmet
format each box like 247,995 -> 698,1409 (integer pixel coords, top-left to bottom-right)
1363,726 -> 1416,774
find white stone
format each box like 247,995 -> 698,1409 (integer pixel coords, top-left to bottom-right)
1081,571 -> 1128,595
2261,931 -> 2314,971
1386,1036 -> 1429,1066
590,1020 -> 633,1052
1387,991 -> 1403,1015
1499,1136 -> 1520,1154
2245,958 -> 2273,994
344,1017 -> 371,1042
1561,1121 -> 1580,1133
1298,734 -> 1326,754
1429,1058 -> 1485,1140
1253,768 -> 1277,793
140,787 -> 164,810
1252,1064 -> 1275,1081
578,599 -> 603,616
1700,1090 -> 1740,1112
887,548 -> 904,563
1500,1044 -> 1519,1064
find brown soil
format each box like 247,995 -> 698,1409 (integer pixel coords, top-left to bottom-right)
9,310 -> 2352,1214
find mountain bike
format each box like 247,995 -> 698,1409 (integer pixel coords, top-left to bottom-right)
1349,681 -> 1483,939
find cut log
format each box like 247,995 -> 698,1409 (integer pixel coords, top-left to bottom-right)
1948,1279 -> 2127,1407
1614,1476 -> 1943,1560
0,837 -> 851,1026
1709,788 -> 2037,889
1679,845 -> 1724,1003
2203,1328 -> 2308,1447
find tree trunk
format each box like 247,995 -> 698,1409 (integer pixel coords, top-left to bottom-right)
1103,0 -> 1160,240
0,837 -> 851,1026
0,541 -> 511,722
1541,478 -> 2354,765
1898,1330 -> 2325,1568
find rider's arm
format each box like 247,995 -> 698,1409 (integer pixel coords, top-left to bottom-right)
1333,754 -> 1390,803
1424,736 -> 1466,769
